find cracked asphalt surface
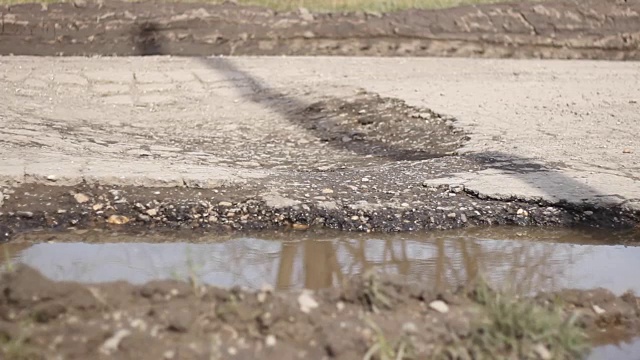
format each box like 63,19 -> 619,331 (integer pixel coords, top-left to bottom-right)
0,56 -> 639,237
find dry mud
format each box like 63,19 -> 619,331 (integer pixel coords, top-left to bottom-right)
1,0 -> 639,59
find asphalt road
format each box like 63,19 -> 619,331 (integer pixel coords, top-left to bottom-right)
0,56 -> 638,213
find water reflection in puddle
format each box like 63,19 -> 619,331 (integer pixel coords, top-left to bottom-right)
587,337 -> 640,360
3,227 -> 639,295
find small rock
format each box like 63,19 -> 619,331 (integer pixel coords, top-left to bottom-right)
322,188 -> 334,194
623,148 -> 633,154
218,201 -> 233,207
265,334 -> 276,347
361,177 -> 370,182
107,215 -> 130,225
130,318 -> 147,331
583,211 -> 594,216
137,214 -> 151,222
460,213 -> 468,223
99,329 -> 131,355
533,343 -> 552,360
74,193 -> 90,204
447,213 -> 456,219
592,305 -> 606,315
298,7 -> 314,21
46,175 -> 57,182
257,292 -> 267,303
146,208 -> 158,216
0,191 -> 3,208
92,203 -> 104,211
402,322 -> 418,334
336,301 -> 345,311
350,215 -> 359,221
292,223 -> 309,230
168,311 -> 191,332
429,300 -> 449,314
298,290 -> 319,313
227,347 -> 237,356
16,211 -> 34,218
517,208 -> 529,217
163,350 -> 176,359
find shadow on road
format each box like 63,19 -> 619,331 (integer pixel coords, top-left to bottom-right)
130,22 -> 638,222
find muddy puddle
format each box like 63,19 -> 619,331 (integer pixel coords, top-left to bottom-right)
588,336 -> 640,360
3,227 -> 639,294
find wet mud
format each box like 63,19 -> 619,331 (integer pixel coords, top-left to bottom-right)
1,264 -> 639,359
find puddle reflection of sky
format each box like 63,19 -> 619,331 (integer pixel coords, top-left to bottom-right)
12,236 -> 640,295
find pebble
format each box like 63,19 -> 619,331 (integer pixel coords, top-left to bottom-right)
460,213 -> 468,223
429,300 -> 449,314
584,211 -> 594,216
265,334 -> 277,347
146,208 -> 158,216
46,175 -> 57,182
592,305 -> 606,315
16,211 -> 34,218
298,7 -> 314,21
99,329 -> 131,355
336,301 -> 345,311
449,184 -> 464,193
402,322 -> 418,334
321,188 -> 334,194
107,215 -> 130,225
0,191 -> 3,207
218,201 -> 233,207
517,208 -> 529,217
533,344 -> 552,360
227,347 -> 237,356
74,193 -> 90,204
92,203 -> 104,211
130,318 -> 147,332
257,292 -> 267,303
298,290 -> 319,313
163,350 -> 176,359
447,213 -> 456,219
292,223 -> 309,230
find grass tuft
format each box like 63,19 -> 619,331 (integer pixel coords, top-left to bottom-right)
364,317 -> 413,360
438,279 -> 590,360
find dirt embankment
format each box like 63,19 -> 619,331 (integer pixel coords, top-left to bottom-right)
1,265 -> 639,359
1,0 -> 639,59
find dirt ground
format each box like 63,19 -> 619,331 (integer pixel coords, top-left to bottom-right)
1,0 -> 639,59
1,264 -> 639,360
